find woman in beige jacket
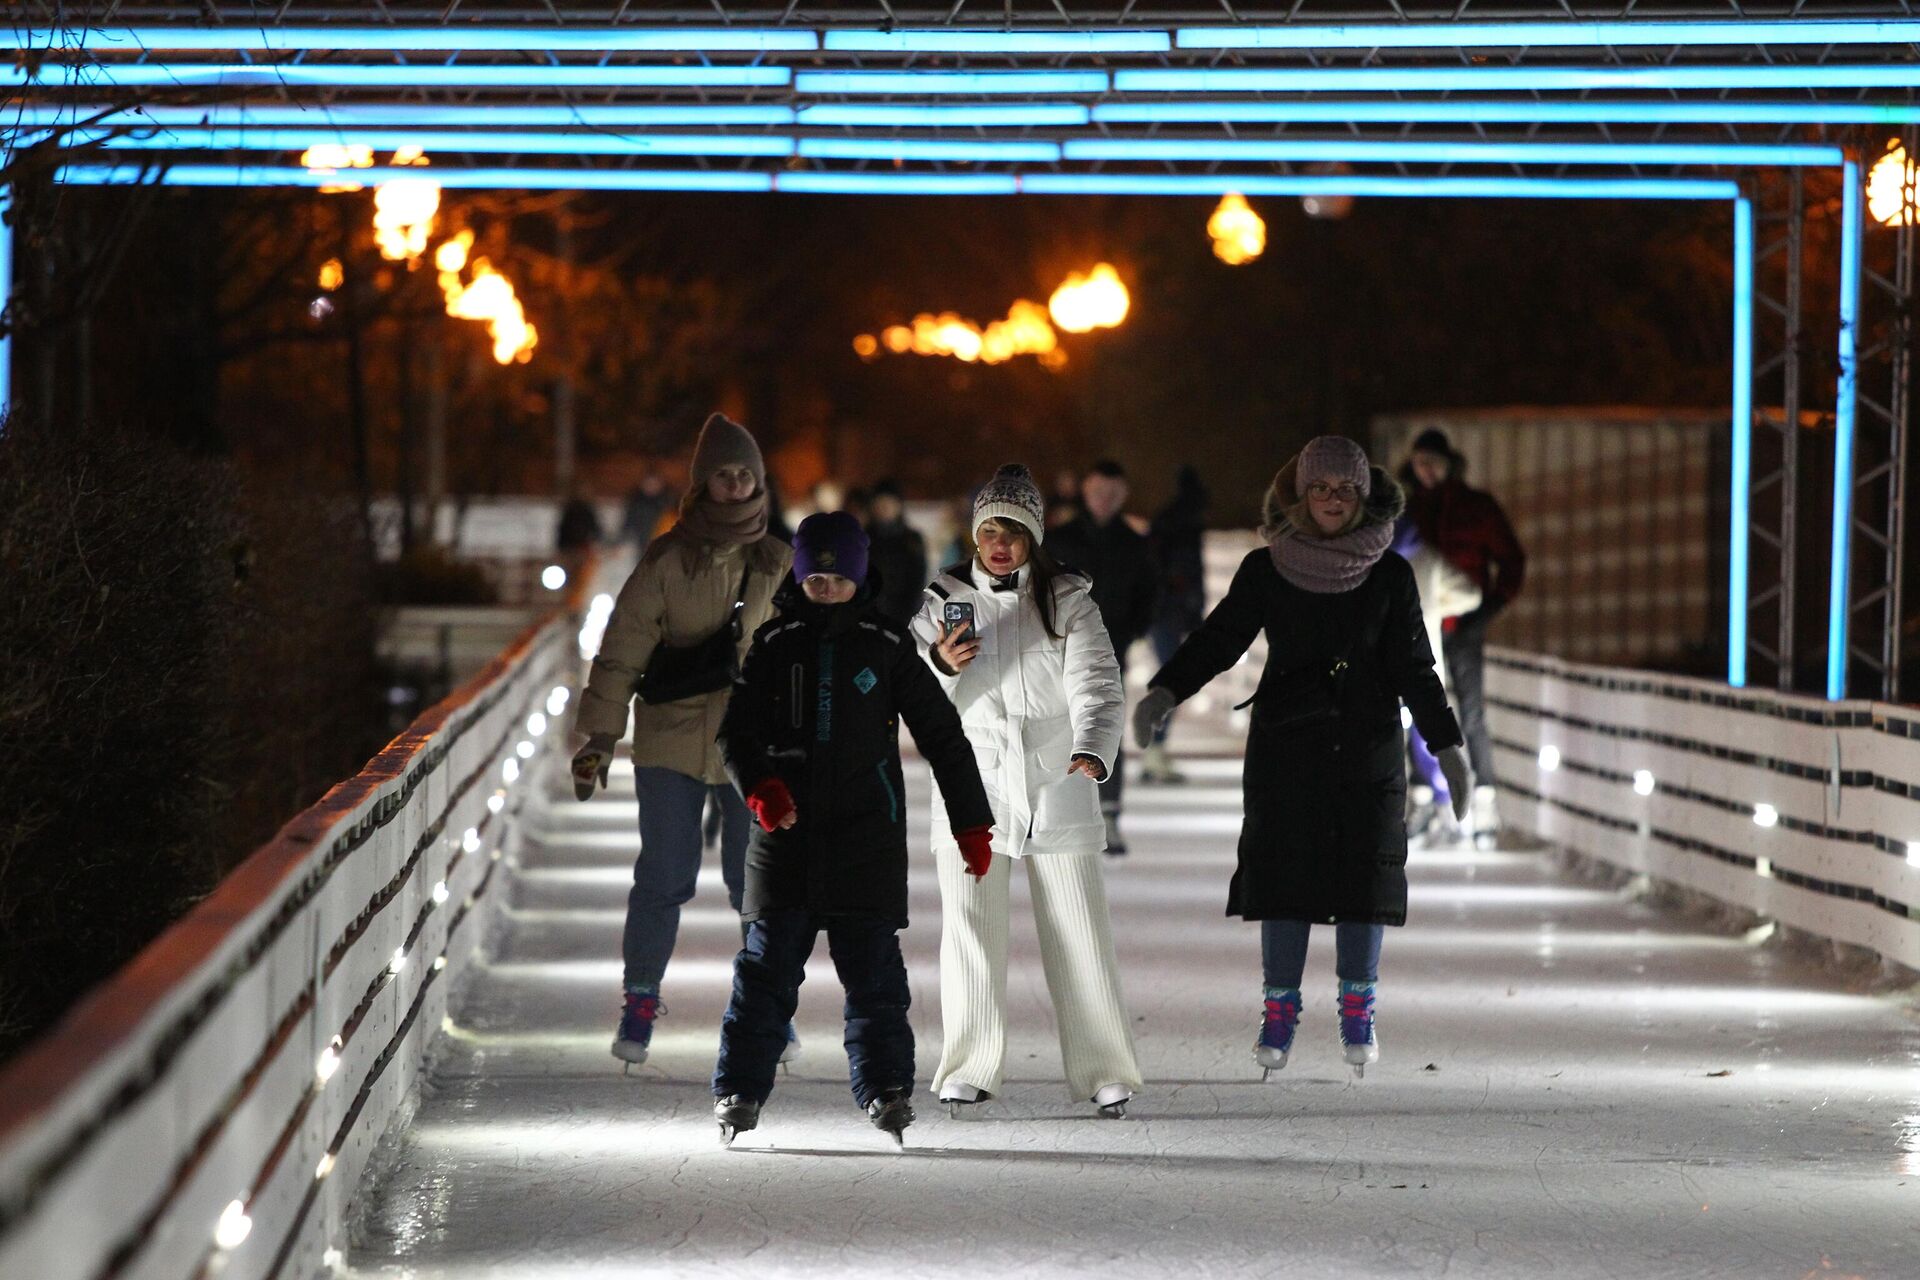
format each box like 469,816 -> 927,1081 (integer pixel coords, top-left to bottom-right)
571,414 -> 793,1067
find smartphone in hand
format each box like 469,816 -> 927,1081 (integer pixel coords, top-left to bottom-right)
942,600 -> 976,639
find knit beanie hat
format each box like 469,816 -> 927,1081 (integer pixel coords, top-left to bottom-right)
1295,435 -> 1373,499
793,511 -> 870,585
972,463 -> 1047,545
689,413 -> 765,490
1410,428 -> 1454,459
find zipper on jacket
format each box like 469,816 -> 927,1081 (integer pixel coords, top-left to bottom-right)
790,663 -> 804,730
876,763 -> 899,824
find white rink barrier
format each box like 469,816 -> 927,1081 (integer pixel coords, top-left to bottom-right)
0,607 -> 582,1280
1488,649 -> 1920,969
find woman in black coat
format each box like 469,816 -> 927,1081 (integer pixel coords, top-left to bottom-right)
1134,436 -> 1471,1080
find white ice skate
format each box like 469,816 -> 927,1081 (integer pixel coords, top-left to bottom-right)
939,1080 -> 992,1119
1338,983 -> 1379,1079
1092,1083 -> 1132,1119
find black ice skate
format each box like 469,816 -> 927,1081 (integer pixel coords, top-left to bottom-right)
866,1089 -> 915,1147
714,1094 -> 761,1147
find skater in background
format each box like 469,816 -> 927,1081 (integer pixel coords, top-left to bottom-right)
1401,429 -> 1526,848
1391,512 -> 1482,843
710,513 -> 994,1146
571,413 -> 793,1070
619,467 -> 675,554
1143,463 -> 1210,785
863,479 -> 930,626
914,464 -> 1144,1118
1135,437 -> 1470,1080
1047,460 -> 1158,855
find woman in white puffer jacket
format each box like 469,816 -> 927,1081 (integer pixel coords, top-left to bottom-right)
910,463 -> 1143,1118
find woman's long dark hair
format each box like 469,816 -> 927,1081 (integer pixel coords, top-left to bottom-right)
977,517 -> 1072,641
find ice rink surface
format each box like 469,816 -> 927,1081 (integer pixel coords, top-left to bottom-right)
347,734 -> 1920,1279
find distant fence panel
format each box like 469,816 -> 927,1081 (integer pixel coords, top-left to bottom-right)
1488,648 -> 1920,969
0,602 -> 583,1280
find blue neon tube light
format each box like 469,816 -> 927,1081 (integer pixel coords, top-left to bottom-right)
1092,101 -> 1920,126
1175,20 -> 1920,50
10,104 -> 799,128
1062,139 -> 1843,167
1113,66 -> 1920,93
0,185 -> 11,422
56,164 -> 778,192
1729,197 -> 1754,687
17,20 -> 1920,54
13,64 -> 793,89
16,27 -> 821,52
797,138 -> 1061,163
67,128 -> 799,158
1020,173 -> 1740,199
55,163 -> 1742,203
822,30 -> 1169,53
794,71 -> 1109,95
795,104 -> 1091,127
1828,159 -> 1864,701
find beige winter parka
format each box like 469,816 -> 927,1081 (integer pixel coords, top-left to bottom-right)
576,527 -> 792,784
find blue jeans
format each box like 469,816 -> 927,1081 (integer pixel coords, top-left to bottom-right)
1261,920 -> 1384,988
623,766 -> 749,990
713,910 -> 914,1108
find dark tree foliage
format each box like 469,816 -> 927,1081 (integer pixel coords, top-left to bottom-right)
0,419 -> 384,1060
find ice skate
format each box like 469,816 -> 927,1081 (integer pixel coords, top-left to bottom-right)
867,1089 -> 915,1147
611,987 -> 664,1072
1405,784 -> 1438,844
1338,981 -> 1380,1078
778,1022 -> 801,1073
1468,785 -> 1500,851
1254,987 -> 1302,1080
1102,812 -> 1129,858
938,1080 -> 991,1120
714,1094 -> 760,1147
1141,743 -> 1187,785
1092,1083 -> 1132,1119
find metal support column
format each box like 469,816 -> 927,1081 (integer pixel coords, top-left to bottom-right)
1847,126 -> 1918,701
1746,171 -> 1806,692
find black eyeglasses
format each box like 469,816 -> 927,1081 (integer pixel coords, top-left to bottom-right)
1307,482 -> 1360,502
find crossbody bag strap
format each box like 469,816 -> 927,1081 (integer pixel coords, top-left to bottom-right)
727,559 -> 753,640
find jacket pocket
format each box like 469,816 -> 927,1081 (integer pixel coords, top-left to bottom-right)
1031,771 -> 1101,838
876,762 -> 900,825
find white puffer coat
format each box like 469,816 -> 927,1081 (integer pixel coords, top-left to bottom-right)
910,561 -> 1124,857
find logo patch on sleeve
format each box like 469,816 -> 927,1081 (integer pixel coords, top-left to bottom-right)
853,667 -> 878,694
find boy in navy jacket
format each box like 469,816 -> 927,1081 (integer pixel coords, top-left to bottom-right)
712,512 -> 995,1146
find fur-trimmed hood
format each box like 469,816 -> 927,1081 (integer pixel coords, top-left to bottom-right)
1260,460 -> 1405,542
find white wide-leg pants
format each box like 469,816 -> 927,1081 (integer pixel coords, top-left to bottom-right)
932,844 -> 1144,1101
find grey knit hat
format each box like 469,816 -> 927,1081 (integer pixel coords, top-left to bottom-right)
689,413 -> 765,490
1295,435 -> 1372,499
972,463 -> 1047,545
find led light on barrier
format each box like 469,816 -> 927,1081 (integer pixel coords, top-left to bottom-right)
502,758 -> 521,784
315,1153 -> 336,1180
462,828 -> 482,854
1907,841 -> 1920,867
1754,804 -> 1779,829
527,712 -> 548,736
1538,745 -> 1562,772
542,564 -> 568,590
390,948 -> 408,975
315,1036 -> 343,1082
432,881 -> 450,905
433,955 -> 448,971
487,792 -> 505,814
214,1199 -> 252,1251
1633,770 -> 1657,797
515,740 -> 536,760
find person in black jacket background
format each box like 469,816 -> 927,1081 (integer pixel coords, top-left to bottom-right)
710,512 -> 994,1146
1047,459 -> 1157,855
1135,437 -> 1470,1081
863,479 -> 930,625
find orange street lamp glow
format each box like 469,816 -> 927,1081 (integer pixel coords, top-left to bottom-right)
317,258 -> 344,291
374,173 -> 440,261
1207,192 -> 1267,265
1867,139 -> 1917,226
1048,263 -> 1129,333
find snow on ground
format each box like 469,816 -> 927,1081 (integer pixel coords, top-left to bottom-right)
345,727 -> 1920,1279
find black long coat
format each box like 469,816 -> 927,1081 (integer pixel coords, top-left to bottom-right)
1150,548 -> 1462,926
1048,513 -> 1159,651
719,580 -> 993,927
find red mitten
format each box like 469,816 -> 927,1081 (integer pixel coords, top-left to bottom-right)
746,779 -> 796,832
954,825 -> 995,880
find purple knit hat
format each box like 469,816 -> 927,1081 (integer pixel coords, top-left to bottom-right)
1295,435 -> 1373,499
793,511 -> 870,584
